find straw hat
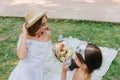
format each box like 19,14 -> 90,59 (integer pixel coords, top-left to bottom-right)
25,8 -> 47,28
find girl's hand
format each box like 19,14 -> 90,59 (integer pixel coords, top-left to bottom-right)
22,23 -> 28,35
62,58 -> 69,73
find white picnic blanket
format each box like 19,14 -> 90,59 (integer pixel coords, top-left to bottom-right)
43,37 -> 118,80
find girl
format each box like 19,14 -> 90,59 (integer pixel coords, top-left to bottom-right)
61,43 -> 102,80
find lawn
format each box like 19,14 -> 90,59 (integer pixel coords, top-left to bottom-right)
0,17 -> 120,80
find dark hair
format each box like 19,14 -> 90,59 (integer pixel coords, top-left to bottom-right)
27,15 -> 47,36
76,43 -> 102,73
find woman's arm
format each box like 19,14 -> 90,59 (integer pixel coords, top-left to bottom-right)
48,30 -> 52,43
46,30 -> 52,44
16,23 -> 27,60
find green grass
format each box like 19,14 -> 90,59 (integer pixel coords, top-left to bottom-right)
0,17 -> 120,80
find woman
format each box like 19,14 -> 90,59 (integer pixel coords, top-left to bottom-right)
8,8 -> 52,80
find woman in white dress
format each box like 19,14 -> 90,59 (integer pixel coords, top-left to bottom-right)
8,8 -> 52,80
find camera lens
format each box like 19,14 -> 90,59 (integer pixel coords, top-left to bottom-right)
67,55 -> 79,71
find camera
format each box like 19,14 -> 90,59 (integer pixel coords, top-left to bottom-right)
66,55 -> 79,71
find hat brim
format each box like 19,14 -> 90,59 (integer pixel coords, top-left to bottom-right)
25,10 -> 47,28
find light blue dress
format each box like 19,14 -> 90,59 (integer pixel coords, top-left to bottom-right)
9,39 -> 52,80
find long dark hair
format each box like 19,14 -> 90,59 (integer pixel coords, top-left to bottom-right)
76,43 -> 102,73
27,15 -> 47,36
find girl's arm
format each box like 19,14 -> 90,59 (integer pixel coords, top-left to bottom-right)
16,23 -> 27,60
61,59 -> 69,80
61,69 -> 67,80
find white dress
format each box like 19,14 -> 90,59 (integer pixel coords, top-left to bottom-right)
8,39 -> 52,80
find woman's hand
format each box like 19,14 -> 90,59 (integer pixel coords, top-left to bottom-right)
17,23 -> 28,60
22,23 -> 28,36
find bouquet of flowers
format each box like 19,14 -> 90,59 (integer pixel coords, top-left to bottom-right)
52,41 -> 73,62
